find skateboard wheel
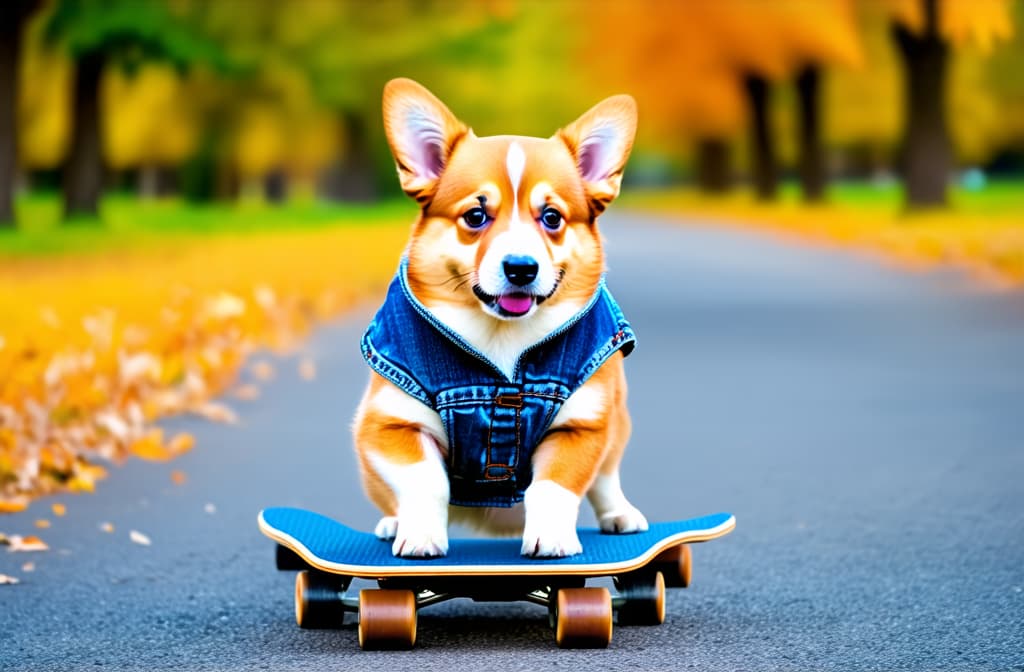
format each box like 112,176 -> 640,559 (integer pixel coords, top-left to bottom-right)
295,570 -> 347,629
653,544 -> 692,588
554,587 -> 613,649
616,571 -> 666,626
358,589 -> 417,650
276,544 -> 307,571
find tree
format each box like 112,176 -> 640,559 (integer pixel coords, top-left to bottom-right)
0,0 -> 41,227
890,0 -> 1012,208
43,0 -> 222,219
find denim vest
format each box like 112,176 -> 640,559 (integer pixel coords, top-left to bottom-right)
361,259 -> 636,507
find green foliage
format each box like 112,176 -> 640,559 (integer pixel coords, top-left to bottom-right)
43,0 -> 226,74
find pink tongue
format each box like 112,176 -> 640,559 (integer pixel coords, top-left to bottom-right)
498,293 -> 533,314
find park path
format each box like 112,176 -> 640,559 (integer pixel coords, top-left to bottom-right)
3,212 -> 1023,671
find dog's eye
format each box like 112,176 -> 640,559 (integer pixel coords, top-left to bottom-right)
462,207 -> 489,229
540,207 -> 563,231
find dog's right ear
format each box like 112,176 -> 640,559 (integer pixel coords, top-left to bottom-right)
382,78 -> 469,204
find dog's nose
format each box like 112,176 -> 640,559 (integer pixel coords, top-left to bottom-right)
502,255 -> 539,287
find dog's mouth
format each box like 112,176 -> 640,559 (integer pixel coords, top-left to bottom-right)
472,271 -> 563,319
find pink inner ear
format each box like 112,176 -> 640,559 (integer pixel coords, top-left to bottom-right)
403,106 -> 447,179
577,125 -> 618,182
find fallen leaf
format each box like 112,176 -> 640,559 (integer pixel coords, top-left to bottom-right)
0,498 -> 29,514
7,535 -> 49,552
129,530 -> 151,546
0,574 -> 19,585
51,503 -> 67,517
99,522 -> 115,534
233,384 -> 260,400
21,562 -> 35,572
170,470 -> 187,486
130,429 -> 169,461
167,432 -> 195,457
251,360 -> 275,381
34,519 -> 50,529
194,402 -> 238,424
298,357 -> 316,381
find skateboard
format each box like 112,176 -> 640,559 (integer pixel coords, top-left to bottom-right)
258,507 -> 735,650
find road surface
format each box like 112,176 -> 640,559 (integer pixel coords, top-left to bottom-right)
3,212 -> 1023,670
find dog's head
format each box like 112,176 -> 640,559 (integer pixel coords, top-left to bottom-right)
382,78 -> 636,323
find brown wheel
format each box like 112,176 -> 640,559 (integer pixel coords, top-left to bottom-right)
295,570 -> 348,629
358,589 -> 417,650
554,587 -> 613,648
616,571 -> 666,626
653,543 -> 692,588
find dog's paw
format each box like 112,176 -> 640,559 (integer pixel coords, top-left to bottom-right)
598,506 -> 649,534
392,525 -> 448,558
374,516 -> 398,540
521,525 -> 583,558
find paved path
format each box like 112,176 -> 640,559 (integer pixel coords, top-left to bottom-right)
3,213 -> 1023,671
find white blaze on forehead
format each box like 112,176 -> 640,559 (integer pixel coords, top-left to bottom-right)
506,142 -> 526,195
506,142 -> 526,227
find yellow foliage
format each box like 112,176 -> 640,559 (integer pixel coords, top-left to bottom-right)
890,0 -> 1014,51
0,221 -> 409,507
103,65 -> 199,169
18,46 -> 71,170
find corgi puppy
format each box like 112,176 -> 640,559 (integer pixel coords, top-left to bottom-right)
352,78 -> 646,558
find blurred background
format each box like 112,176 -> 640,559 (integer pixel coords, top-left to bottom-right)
0,0 -> 1021,221
1,0 -> 1023,508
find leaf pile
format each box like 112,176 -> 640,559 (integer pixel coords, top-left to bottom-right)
0,223 -> 408,511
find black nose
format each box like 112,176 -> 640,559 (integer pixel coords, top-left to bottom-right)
502,255 -> 539,287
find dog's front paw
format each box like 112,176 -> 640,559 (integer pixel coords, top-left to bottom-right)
374,516 -> 398,540
521,525 -> 583,558
598,506 -> 649,534
392,523 -> 448,557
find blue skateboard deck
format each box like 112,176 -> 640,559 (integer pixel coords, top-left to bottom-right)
259,507 -> 735,649
259,507 -> 735,577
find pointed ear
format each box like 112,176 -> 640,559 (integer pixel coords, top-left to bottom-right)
557,95 -> 637,214
382,78 -> 469,204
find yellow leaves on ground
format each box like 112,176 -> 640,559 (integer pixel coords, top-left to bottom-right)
0,222 -> 408,509
129,430 -> 195,462
631,190 -> 1024,289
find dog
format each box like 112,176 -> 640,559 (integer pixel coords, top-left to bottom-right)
352,78 -> 646,558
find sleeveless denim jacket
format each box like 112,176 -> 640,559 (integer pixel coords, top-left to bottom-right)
361,258 -> 636,507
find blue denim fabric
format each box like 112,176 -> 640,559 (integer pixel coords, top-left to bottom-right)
361,258 -> 636,507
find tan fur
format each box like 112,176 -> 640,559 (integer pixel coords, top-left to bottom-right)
354,78 -> 642,556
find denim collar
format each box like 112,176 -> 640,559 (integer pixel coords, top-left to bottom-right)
396,257 -> 606,383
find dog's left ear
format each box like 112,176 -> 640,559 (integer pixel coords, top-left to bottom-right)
383,78 -> 470,205
557,95 -> 637,215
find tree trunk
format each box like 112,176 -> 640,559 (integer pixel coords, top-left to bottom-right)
796,65 -> 826,202
321,108 -> 377,202
744,74 -> 778,201
694,138 -> 733,193
0,1 -> 39,227
63,50 -> 106,220
893,0 -> 951,208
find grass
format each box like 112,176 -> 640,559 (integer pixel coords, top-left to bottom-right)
621,178 -> 1024,288
1,192 -> 414,258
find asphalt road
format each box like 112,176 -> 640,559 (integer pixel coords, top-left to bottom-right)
3,212 -> 1023,671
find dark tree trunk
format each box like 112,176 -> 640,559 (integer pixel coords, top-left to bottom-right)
321,108 -> 377,202
0,0 -> 40,227
63,50 -> 106,220
796,65 -> 826,202
893,0 -> 951,208
744,74 -> 778,201
263,169 -> 288,203
694,138 -> 733,193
